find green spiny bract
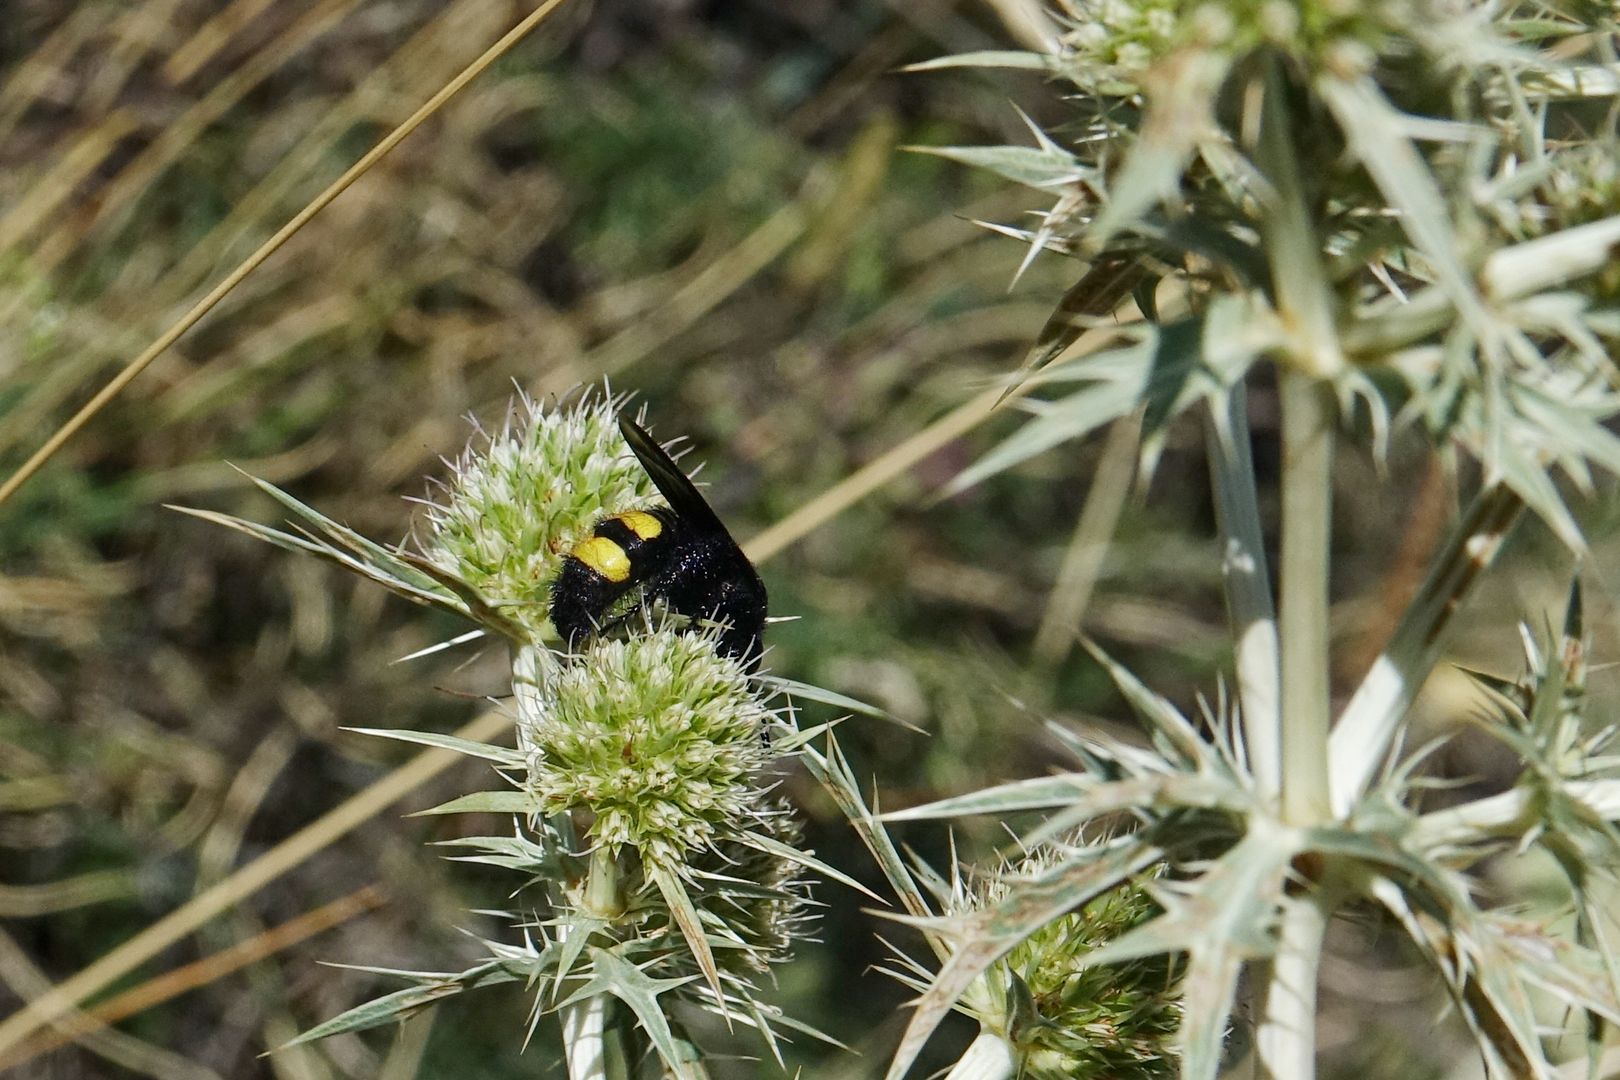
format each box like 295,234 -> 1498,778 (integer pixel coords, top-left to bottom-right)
526,627 -> 779,867
635,801 -> 815,978
420,388 -> 656,640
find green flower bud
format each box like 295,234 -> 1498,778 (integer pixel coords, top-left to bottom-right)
420,388 -> 656,639
524,628 -> 777,866
687,800 -> 815,974
959,851 -> 1182,1080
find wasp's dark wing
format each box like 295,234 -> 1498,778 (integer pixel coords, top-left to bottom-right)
613,410 -> 767,668
618,413 -> 730,536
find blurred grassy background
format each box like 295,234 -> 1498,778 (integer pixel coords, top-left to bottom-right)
0,2 -> 1613,1078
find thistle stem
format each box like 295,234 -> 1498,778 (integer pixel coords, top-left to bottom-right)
1277,372 -> 1335,826
583,845 -> 625,919
562,992 -> 611,1080
1254,894 -> 1330,1080
562,992 -> 635,1080
1252,371 -> 1335,1080
1256,58 -> 1337,827
1253,60 -> 1338,1080
943,1030 -> 1016,1080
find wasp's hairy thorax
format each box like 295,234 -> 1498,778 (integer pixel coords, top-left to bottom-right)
550,415 -> 767,669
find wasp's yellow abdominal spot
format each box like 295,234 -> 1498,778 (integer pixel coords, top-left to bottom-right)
615,510 -> 664,540
573,536 -> 632,583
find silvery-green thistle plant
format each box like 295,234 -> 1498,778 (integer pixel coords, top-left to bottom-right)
883,2 -> 1620,1079
178,388 -> 837,1080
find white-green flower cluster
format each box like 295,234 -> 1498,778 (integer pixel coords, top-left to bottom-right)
526,626 -> 778,866
1055,0 -> 1488,88
420,389 -> 655,639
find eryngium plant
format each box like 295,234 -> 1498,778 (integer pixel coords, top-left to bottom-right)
178,389 -> 834,1079
887,3 -> 1620,1079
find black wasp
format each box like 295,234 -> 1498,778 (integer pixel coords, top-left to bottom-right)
550,413 -> 767,669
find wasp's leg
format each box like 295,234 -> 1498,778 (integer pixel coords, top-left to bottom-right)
712,575 -> 768,670
550,559 -> 631,648
666,572 -> 768,670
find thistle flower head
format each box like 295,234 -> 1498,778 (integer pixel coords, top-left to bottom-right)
419,388 -> 656,639
956,850 -> 1182,1080
525,627 -> 778,866
1485,142 -> 1620,305
1055,0 -> 1495,90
